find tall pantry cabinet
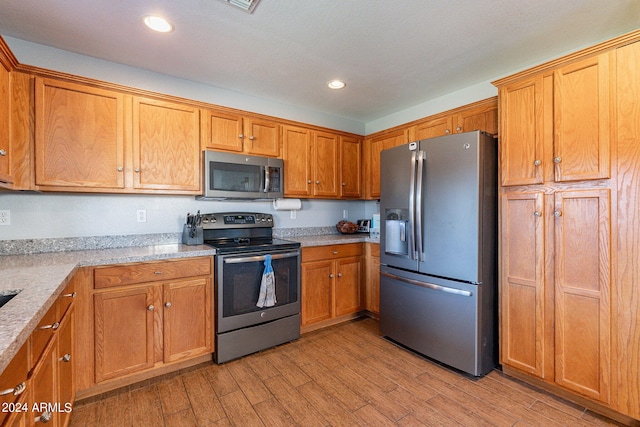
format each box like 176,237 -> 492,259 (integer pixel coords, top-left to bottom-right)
495,33 -> 640,422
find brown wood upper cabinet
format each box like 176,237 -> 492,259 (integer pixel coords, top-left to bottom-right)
339,135 -> 362,198
34,77 -> 201,194
0,61 -> 11,184
282,125 -> 341,198
364,128 -> 409,199
499,52 -> 612,186
412,104 -> 498,140
35,77 -> 126,190
201,109 -> 280,157
132,97 -> 200,192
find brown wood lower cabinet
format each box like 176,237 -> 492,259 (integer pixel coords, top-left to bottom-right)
301,244 -> 363,330
76,257 -> 213,398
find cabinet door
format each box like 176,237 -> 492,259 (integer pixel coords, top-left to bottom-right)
500,192 -> 546,377
243,117 -> 280,157
456,105 -> 498,135
301,261 -> 333,326
0,62 -> 10,184
499,76 -> 544,186
339,135 -> 362,198
132,97 -> 200,192
554,53 -> 611,182
35,77 -> 125,189
201,109 -> 243,152
163,278 -> 212,363
282,125 -> 312,197
335,256 -> 362,317
554,189 -> 611,403
313,131 -> 339,197
414,116 -> 453,140
57,308 -> 74,427
29,339 -> 57,427
366,253 -> 380,315
366,129 -> 408,199
0,342 -> 28,426
94,286 -> 155,382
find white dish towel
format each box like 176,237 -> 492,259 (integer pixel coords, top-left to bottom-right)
256,254 -> 276,307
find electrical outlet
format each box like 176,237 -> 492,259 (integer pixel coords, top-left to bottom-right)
136,209 -> 147,223
290,210 -> 296,219
0,210 -> 10,226
343,209 -> 348,219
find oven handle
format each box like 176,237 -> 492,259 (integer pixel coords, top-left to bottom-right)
223,251 -> 300,264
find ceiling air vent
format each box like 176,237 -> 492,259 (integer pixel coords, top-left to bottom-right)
218,0 -> 261,13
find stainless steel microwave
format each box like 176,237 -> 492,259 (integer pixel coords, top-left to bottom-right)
198,151 -> 284,200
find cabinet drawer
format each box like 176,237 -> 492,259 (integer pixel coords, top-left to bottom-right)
94,257 -> 212,289
0,342 -> 28,425
302,243 -> 363,263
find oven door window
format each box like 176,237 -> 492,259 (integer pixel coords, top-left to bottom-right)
210,162 -> 263,193
221,253 -> 299,318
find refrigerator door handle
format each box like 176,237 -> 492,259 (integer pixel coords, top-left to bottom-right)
381,271 -> 473,297
415,151 -> 426,262
408,151 -> 418,260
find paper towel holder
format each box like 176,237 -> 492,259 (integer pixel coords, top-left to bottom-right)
273,198 -> 302,211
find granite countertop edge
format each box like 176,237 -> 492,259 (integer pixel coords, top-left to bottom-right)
0,244 -> 216,374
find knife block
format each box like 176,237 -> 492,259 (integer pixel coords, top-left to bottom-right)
182,224 -> 203,245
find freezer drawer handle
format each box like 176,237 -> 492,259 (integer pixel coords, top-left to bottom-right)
381,271 -> 472,297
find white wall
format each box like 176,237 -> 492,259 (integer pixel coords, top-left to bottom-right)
0,193 -> 375,240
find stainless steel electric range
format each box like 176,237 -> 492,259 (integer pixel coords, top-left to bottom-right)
201,212 -> 301,363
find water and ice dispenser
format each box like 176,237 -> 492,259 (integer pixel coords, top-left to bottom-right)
384,208 -> 409,256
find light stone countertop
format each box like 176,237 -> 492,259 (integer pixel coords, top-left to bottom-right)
0,244 -> 215,374
290,233 -> 379,247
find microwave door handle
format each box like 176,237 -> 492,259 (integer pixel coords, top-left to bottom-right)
415,151 -> 425,262
263,166 -> 270,193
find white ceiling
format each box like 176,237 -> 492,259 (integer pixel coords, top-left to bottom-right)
1,0 -> 639,124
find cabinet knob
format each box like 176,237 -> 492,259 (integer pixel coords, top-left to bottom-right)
307,180 -> 312,184
117,167 -> 123,172
38,322 -> 60,331
134,168 -> 141,173
338,273 -> 342,277
165,302 -> 172,308
249,135 -> 255,140
315,180 -> 320,184
0,149 -> 7,156
60,353 -> 72,363
342,182 -> 346,186
456,126 -> 462,132
533,159 -> 541,166
553,157 -> 562,164
445,129 -> 451,134
0,381 -> 26,397
147,305 -> 155,311
239,133 -> 244,139
554,211 -> 562,217
329,274 -> 334,278
35,411 -> 52,424
533,211 -> 541,217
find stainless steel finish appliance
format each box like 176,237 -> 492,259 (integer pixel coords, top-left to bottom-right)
198,151 -> 284,200
379,131 -> 497,377
202,212 -> 301,363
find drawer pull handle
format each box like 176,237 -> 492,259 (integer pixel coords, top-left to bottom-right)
332,251 -> 338,255
60,353 -> 71,363
62,291 -> 77,298
39,322 -> 60,331
35,411 -> 52,423
0,382 -> 26,396
154,271 -> 163,274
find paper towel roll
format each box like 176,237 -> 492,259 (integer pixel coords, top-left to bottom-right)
272,198 -> 302,211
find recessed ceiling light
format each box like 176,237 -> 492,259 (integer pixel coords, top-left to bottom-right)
143,15 -> 174,33
327,80 -> 346,90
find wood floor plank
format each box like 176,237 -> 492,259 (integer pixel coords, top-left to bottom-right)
299,361 -> 368,412
182,370 -> 227,426
218,389 -> 264,426
253,397 -> 299,427
262,375 -> 327,427
157,375 -> 192,415
130,385 -> 164,427
203,364 -> 240,397
297,380 -> 363,426
244,350 -> 281,382
164,408 -> 198,427
353,404 -> 397,426
226,360 -> 273,405
264,350 -> 311,387
98,390 -> 133,427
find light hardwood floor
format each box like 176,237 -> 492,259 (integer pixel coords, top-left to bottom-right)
70,318 -> 623,426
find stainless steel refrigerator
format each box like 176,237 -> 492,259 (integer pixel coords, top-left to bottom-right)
379,130 -> 497,377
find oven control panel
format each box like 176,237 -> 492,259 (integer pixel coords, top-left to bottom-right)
200,212 -> 273,229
